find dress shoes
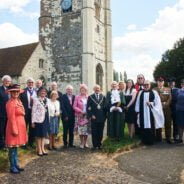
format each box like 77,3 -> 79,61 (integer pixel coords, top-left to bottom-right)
43,152 -> 48,156
166,139 -> 173,144
68,145 -> 76,148
37,153 -> 43,157
84,144 -> 89,148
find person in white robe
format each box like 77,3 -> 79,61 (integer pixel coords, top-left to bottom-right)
135,80 -> 164,145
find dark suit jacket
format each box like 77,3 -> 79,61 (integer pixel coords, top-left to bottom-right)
61,94 -> 75,122
0,86 -> 9,118
20,87 -> 37,116
87,93 -> 107,123
171,87 -> 179,112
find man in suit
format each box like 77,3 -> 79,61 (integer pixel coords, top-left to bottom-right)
168,78 -> 179,142
61,85 -> 75,148
87,84 -> 106,150
20,78 -> 37,147
35,79 -> 43,92
0,75 -> 12,149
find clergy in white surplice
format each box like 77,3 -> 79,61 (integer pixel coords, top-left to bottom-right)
135,80 -> 164,145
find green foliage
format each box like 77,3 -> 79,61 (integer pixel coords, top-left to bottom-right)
0,150 -> 8,172
124,71 -> 128,82
113,70 -> 119,82
102,125 -> 140,153
153,38 -> 184,86
120,72 -> 123,81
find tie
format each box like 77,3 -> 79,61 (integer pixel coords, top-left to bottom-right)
28,89 -> 33,107
96,94 -> 99,101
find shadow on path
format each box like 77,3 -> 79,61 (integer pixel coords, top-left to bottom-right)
117,142 -> 184,184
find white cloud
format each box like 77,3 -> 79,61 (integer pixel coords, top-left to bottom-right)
0,23 -> 38,49
126,24 -> 137,31
0,0 -> 39,19
0,0 -> 31,13
113,0 -> 184,81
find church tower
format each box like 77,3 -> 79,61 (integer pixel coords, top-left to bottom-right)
39,0 -> 113,93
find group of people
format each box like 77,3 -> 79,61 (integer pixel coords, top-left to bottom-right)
0,73 -> 184,174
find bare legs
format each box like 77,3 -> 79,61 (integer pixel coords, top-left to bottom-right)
79,135 -> 88,148
49,135 -> 56,149
128,124 -> 135,138
36,137 -> 47,155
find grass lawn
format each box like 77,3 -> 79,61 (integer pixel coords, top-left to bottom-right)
102,125 -> 141,153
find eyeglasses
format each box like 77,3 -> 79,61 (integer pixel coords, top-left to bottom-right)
138,77 -> 143,79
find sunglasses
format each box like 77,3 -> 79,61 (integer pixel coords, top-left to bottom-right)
138,77 -> 143,79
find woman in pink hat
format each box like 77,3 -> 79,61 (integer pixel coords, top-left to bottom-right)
5,84 -> 27,174
73,84 -> 89,149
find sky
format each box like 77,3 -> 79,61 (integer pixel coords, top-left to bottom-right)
0,0 -> 184,81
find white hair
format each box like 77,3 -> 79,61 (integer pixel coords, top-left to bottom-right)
66,85 -> 73,90
51,81 -> 57,87
2,75 -> 12,82
27,77 -> 35,83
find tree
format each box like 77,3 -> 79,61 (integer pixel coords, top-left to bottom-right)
153,38 -> 184,86
120,72 -> 123,81
113,70 -> 119,82
124,71 -> 127,82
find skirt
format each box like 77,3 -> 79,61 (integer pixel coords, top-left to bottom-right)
49,116 -> 59,135
34,113 -> 49,138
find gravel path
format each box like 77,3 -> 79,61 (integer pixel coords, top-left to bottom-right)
0,139 -> 184,184
0,147 -> 148,184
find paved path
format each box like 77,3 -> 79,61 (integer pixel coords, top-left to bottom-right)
117,142 -> 184,184
0,141 -> 184,184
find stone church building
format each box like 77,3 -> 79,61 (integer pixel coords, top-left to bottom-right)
40,0 -> 112,92
0,42 -> 48,86
0,0 -> 113,93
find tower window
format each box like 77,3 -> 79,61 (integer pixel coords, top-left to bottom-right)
96,25 -> 100,33
39,59 -> 44,68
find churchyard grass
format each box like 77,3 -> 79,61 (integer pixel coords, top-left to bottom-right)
102,125 -> 141,153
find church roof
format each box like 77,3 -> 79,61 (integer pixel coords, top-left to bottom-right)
0,42 -> 39,77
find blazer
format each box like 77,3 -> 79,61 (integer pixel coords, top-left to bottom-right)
61,94 -> 75,121
32,98 -> 49,123
20,87 -> 37,115
73,95 -> 88,116
0,86 -> 9,118
87,93 -> 107,123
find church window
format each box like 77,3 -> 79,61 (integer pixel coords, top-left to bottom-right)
39,59 -> 44,68
95,2 -> 101,19
96,63 -> 104,89
96,25 -> 100,33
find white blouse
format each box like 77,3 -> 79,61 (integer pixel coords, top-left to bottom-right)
48,99 -> 60,117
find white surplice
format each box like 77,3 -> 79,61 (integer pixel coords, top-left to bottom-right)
135,90 -> 164,129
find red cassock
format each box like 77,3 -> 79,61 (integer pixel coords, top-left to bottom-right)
5,99 -> 28,147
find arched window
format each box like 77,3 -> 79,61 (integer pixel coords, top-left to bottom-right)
96,63 -> 103,89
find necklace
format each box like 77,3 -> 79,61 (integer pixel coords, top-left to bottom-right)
39,97 -> 48,111
90,95 -> 104,109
